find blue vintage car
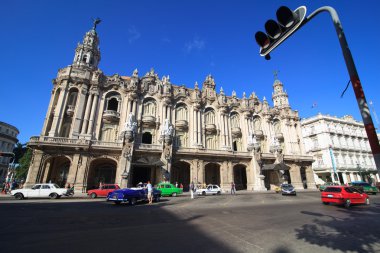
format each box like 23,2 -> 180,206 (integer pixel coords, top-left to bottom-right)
107,187 -> 161,205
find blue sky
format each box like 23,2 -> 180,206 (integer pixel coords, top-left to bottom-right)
1,0 -> 379,144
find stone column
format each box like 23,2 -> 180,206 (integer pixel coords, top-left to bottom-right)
42,160 -> 52,183
66,154 -> 81,187
41,88 -> 58,136
305,166 -> 317,189
197,111 -> 202,147
80,93 -> 93,135
221,161 -> 231,191
71,86 -> 88,138
25,150 -> 44,187
87,93 -> 99,136
48,86 -> 68,137
74,155 -> 90,193
289,164 -> 303,189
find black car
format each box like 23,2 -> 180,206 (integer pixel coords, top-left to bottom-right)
281,184 -> 296,196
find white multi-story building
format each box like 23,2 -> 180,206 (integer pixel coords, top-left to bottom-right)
301,114 -> 379,184
0,121 -> 19,182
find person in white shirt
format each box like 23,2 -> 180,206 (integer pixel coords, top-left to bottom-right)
147,181 -> 153,204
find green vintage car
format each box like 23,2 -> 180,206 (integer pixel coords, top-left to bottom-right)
156,182 -> 183,197
350,181 -> 378,195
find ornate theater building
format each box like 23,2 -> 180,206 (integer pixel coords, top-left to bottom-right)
26,25 -> 315,192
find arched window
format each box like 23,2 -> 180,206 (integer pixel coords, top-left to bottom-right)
175,105 -> 188,121
253,117 -> 261,131
230,113 -> 240,128
204,108 -> 215,124
142,132 -> 153,144
108,98 -> 118,111
68,90 -> 78,106
143,99 -> 157,117
273,120 -> 281,134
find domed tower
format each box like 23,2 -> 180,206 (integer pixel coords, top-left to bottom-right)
272,71 -> 290,109
72,19 -> 101,70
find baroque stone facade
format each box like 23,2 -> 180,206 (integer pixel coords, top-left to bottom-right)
26,26 -> 315,192
301,114 -> 380,184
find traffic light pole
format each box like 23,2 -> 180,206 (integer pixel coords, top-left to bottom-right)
302,6 -> 380,177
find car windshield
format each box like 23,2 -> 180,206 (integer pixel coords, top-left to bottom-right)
324,187 -> 342,192
282,184 -> 293,189
53,184 -> 60,188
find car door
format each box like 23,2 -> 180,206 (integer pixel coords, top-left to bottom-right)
99,185 -> 108,197
28,185 -> 42,197
344,187 -> 360,203
165,184 -> 172,195
206,185 -> 212,195
158,184 -> 167,196
40,185 -> 52,197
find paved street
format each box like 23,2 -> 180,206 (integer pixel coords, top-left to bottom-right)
1,191 -> 380,253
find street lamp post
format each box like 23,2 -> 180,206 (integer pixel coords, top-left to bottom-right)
254,6 -> 380,177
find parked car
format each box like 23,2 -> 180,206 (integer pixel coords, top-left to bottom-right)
107,187 -> 161,205
280,184 -> 296,196
319,182 -> 340,192
321,186 -> 369,208
349,181 -> 378,195
196,184 -> 221,196
87,184 -> 120,198
156,182 -> 183,197
11,183 -> 68,200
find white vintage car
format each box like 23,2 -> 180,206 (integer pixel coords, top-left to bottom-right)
11,183 -> 68,200
196,184 -> 222,196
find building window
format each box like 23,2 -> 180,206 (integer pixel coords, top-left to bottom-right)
142,132 -> 153,144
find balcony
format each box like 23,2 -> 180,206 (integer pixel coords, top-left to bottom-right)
175,120 -> 188,131
231,127 -> 242,137
66,105 -> 75,117
102,110 -> 120,123
28,136 -> 122,150
275,133 -> 284,141
142,115 -> 156,127
254,130 -> 264,139
205,123 -> 217,134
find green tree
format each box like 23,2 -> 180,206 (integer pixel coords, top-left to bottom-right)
16,149 -> 32,180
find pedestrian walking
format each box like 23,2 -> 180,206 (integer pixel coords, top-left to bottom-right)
147,180 -> 153,204
179,183 -> 183,189
175,182 -> 178,188
190,181 -> 195,199
231,181 -> 236,195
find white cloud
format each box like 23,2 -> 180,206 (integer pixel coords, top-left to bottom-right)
185,37 -> 205,53
128,26 -> 141,44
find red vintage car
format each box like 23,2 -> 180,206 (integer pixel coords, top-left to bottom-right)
87,184 -> 120,198
321,186 -> 369,208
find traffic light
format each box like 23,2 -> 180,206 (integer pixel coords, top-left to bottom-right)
255,6 -> 307,59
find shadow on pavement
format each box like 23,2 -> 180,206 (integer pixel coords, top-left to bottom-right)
0,201 -> 235,253
296,204 -> 380,253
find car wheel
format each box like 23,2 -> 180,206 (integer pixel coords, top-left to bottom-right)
217,191 -> 221,195
202,191 -> 206,196
14,193 -> 24,200
373,192 -> 377,195
154,196 -> 161,202
90,193 -> 97,199
365,198 -> 370,205
114,201 -> 121,205
50,193 -> 58,199
322,202 -> 329,205
171,192 -> 177,197
344,199 -> 351,208
129,198 -> 137,205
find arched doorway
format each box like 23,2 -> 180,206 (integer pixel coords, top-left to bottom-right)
205,163 -> 220,186
233,164 -> 247,190
87,159 -> 117,190
45,156 -> 71,188
171,161 -> 190,191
